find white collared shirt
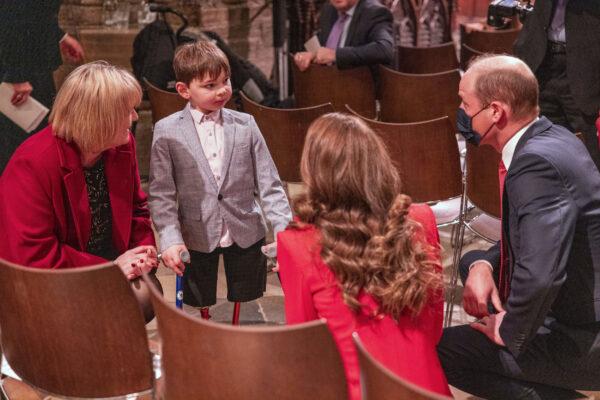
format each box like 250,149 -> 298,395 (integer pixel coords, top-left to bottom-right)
339,3 -> 357,48
189,108 -> 233,248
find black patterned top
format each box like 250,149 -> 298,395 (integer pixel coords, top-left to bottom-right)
84,158 -> 117,260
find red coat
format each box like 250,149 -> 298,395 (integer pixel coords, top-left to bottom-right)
0,126 -> 155,268
278,204 -> 451,399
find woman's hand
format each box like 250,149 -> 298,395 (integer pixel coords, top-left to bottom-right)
115,245 -> 158,280
160,244 -> 189,276
11,82 -> 33,106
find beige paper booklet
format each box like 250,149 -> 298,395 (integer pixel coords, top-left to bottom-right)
0,82 -> 49,133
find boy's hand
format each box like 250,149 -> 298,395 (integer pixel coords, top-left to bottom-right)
161,244 -> 189,276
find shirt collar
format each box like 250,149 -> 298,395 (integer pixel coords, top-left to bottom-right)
342,3 -> 357,19
190,108 -> 221,124
501,117 -> 538,169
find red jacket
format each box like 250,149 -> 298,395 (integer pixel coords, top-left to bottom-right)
0,126 -> 155,268
278,204 -> 451,399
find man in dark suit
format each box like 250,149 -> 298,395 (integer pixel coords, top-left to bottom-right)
438,54 -> 600,399
514,0 -> 600,169
0,1 -> 84,175
292,0 -> 394,71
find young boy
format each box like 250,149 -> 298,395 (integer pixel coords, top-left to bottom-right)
148,41 -> 292,318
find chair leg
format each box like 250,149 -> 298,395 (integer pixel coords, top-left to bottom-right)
232,302 -> 241,325
200,307 -> 211,320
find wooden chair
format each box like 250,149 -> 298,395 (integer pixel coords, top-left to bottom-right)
144,78 -> 187,125
460,43 -> 484,71
397,42 -> 459,74
346,106 -> 462,206
353,334 -> 451,400
0,260 -> 153,398
378,66 -> 461,128
143,274 -> 348,400
240,92 -> 334,183
461,24 -> 521,54
291,62 -> 377,118
445,143 -> 502,326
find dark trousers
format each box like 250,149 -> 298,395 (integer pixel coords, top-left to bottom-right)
439,251 -> 600,399
183,238 -> 267,307
537,49 -> 600,170
0,71 -> 55,176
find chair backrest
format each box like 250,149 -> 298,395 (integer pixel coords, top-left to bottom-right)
79,28 -> 138,71
144,78 -> 187,124
460,43 -> 485,71
397,42 -> 459,74
144,274 -> 348,400
240,92 -> 334,182
353,334 -> 451,400
460,24 -> 521,54
0,260 -> 153,398
291,62 -> 376,118
347,106 -> 462,203
378,66 -> 461,129
465,142 -> 502,218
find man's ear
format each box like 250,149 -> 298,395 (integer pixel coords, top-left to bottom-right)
175,82 -> 190,100
490,101 -> 509,127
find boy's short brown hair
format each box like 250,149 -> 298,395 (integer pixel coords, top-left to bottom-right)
173,41 -> 231,85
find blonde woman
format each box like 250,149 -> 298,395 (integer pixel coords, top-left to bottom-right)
0,61 -> 160,320
278,113 -> 451,399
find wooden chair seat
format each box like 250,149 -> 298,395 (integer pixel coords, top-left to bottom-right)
291,62 -> 376,118
378,66 -> 461,128
353,334 -> 452,400
397,42 -> 459,74
460,24 -> 521,54
0,261 -> 153,398
240,92 -> 334,182
143,274 -> 348,400
347,106 -> 462,205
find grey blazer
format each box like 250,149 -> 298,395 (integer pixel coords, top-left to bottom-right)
148,104 -> 292,253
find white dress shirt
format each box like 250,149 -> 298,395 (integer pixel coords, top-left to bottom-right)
190,108 -> 233,248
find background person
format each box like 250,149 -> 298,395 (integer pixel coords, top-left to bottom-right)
0,0 -> 84,175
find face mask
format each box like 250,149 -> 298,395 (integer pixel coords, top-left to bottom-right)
457,105 -> 493,145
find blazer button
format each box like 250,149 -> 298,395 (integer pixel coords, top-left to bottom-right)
218,194 -> 223,201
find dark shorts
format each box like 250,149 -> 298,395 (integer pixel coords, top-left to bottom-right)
183,238 -> 267,307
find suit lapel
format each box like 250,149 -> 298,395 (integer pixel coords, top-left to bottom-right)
180,103 -> 219,191
219,109 -> 236,191
57,138 -> 90,251
104,144 -> 132,252
345,0 -> 365,46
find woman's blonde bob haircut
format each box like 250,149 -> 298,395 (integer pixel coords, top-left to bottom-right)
49,61 -> 142,153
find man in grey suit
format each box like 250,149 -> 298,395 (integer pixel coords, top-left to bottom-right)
438,54 -> 600,398
149,41 -> 291,317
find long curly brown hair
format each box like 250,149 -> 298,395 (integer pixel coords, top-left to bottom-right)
291,113 -> 442,319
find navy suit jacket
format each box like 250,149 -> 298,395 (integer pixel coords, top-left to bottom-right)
481,117 -> 600,357
317,0 -> 394,69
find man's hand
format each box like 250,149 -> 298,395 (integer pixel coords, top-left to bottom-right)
11,82 -> 33,106
161,244 -> 189,276
314,47 -> 336,65
471,311 -> 507,347
463,262 -> 505,318
293,51 -> 316,71
59,33 -> 85,64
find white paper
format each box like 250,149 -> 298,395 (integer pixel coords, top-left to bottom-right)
304,35 -> 321,53
1,354 -> 21,381
0,82 -> 49,133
